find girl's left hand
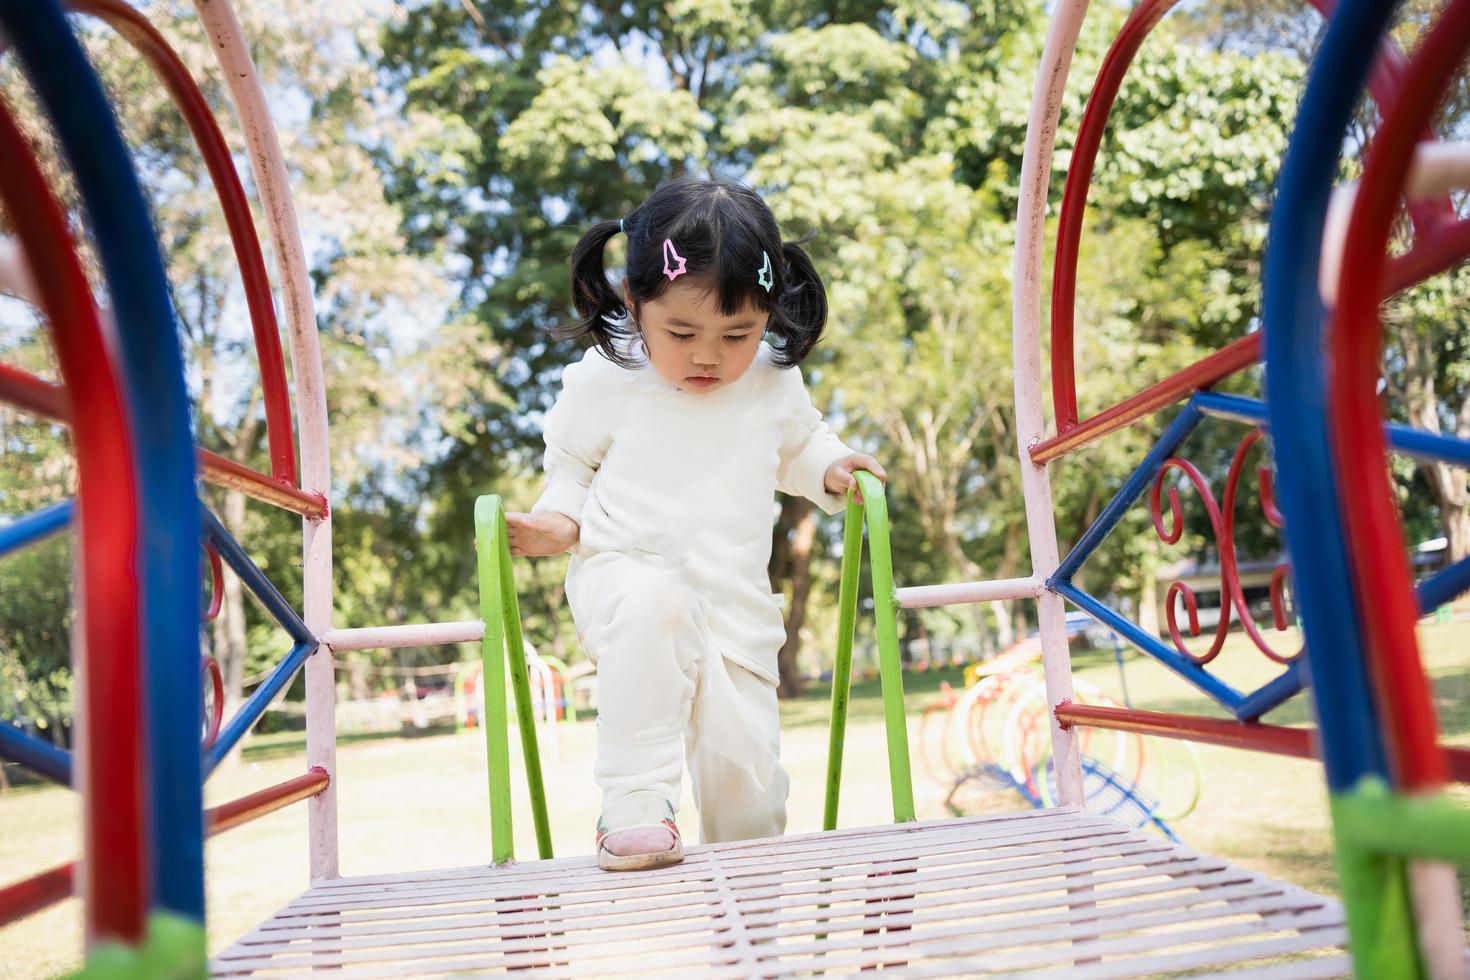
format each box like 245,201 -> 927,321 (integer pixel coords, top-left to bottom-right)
824,453 -> 887,503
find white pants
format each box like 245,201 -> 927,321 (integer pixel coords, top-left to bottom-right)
567,553 -> 790,844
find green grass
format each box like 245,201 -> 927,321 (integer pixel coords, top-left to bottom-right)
2,622 -> 1467,977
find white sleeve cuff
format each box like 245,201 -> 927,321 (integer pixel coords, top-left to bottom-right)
782,433 -> 852,515
531,481 -> 587,523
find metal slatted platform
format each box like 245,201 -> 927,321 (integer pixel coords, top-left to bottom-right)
213,809 -> 1348,977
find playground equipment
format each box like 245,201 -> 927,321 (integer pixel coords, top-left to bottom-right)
920,662 -> 1202,837
455,645 -> 572,763
1,0 -> 1468,972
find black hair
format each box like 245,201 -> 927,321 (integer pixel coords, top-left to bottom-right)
561,176 -> 828,368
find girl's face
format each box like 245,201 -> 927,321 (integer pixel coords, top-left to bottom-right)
627,279 -> 767,394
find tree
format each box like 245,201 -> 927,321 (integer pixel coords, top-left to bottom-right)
378,0 -> 1322,689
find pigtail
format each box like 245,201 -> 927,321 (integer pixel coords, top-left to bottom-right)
556,218 -> 639,366
767,237 -> 828,367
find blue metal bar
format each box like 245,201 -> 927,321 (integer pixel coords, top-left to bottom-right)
204,640 -> 316,773
1052,403 -> 1202,584
201,507 -> 311,645
0,722 -> 73,785
2,0 -> 205,920
1194,391 -> 1267,427
0,499 -> 74,558
1260,0 -> 1393,792
1197,391 -> 1470,468
1052,581 -> 1250,715
1415,554 -> 1470,613
1388,426 -> 1470,468
1235,660 -> 1306,722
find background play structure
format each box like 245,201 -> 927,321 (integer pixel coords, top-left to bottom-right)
1,0 -> 1470,974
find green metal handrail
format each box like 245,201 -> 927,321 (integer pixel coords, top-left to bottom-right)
474,495 -> 553,864
823,470 -> 915,829
477,471 -> 913,860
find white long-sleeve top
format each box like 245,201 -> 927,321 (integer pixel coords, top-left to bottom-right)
532,341 -> 855,684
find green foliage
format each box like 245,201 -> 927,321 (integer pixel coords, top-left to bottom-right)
0,536 -> 73,744
378,0 -> 1320,663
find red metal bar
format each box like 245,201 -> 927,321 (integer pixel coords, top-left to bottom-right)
206,766 -> 330,835
0,363 -> 69,420
0,363 -> 326,518
1054,702 -> 1470,783
1328,0 -> 1470,793
0,768 -> 328,929
199,450 -> 327,518
68,0 -> 298,486
1056,701 -> 1317,758
1384,216 -> 1470,297
0,94 -> 147,943
1031,333 -> 1260,464
0,865 -> 73,927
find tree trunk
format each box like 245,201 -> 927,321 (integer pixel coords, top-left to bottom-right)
989,599 -> 1015,650
774,498 -> 817,700
1395,329 -> 1470,563
1443,498 -> 1470,564
1422,460 -> 1470,563
1139,537 -> 1161,637
212,488 -> 250,768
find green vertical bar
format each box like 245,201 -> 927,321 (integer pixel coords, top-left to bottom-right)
474,495 -> 514,864
823,494 -> 867,832
856,470 -> 915,823
1331,791 -> 1424,979
498,527 -> 553,860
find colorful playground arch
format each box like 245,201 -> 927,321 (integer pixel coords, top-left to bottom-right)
0,0 -> 1468,972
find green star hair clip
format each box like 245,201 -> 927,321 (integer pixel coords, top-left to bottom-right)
757,251 -> 773,292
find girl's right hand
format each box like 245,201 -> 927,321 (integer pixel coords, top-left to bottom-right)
504,511 -> 580,557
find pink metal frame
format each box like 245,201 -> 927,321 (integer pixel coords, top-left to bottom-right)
192,0 -> 339,880
1009,0 -> 1468,848
1008,0 -> 1091,806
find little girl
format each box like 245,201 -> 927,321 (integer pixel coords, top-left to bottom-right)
505,177 -> 883,871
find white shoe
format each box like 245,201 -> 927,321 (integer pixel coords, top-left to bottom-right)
596,791 -> 684,872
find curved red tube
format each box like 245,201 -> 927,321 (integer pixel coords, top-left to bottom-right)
1152,458 -> 1231,664
1328,0 -> 1470,792
1049,0 -> 1176,432
67,0 -> 298,487
204,540 -> 224,623
1048,0 -> 1448,437
202,655 -> 224,749
0,94 -> 147,943
1269,564 -> 1292,631
1219,430 -> 1300,664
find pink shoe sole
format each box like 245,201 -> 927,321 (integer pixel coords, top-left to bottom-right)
597,825 -> 684,872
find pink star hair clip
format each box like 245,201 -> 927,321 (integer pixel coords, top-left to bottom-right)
662,238 -> 687,281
